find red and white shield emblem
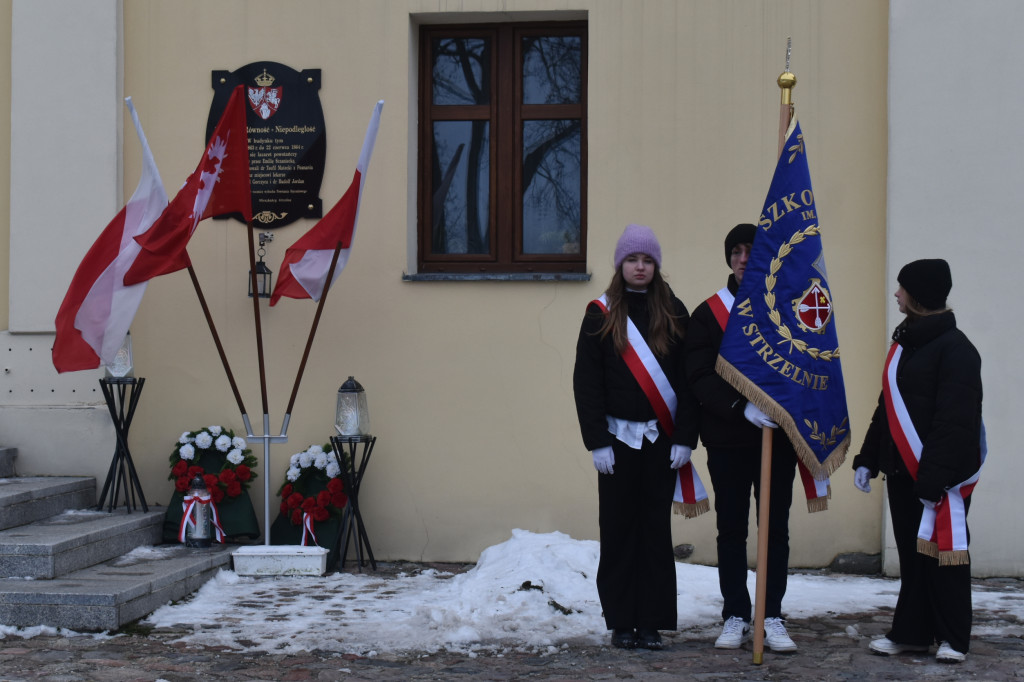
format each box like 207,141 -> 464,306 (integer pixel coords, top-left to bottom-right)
792,279 -> 833,334
247,86 -> 283,120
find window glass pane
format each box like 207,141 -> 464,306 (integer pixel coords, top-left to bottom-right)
522,119 -> 580,254
432,38 -> 490,105
432,121 -> 490,254
522,36 -> 582,104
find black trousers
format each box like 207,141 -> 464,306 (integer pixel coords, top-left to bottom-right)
706,443 -> 797,622
886,472 -> 972,653
596,435 -> 678,631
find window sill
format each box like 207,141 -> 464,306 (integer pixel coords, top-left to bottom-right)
402,272 -> 591,282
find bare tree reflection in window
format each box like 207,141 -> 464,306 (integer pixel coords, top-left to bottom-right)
522,36 -> 582,254
430,38 -> 491,254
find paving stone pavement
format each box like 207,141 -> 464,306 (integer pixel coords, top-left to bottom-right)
0,572 -> 1021,681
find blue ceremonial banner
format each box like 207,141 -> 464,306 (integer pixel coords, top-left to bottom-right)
716,119 -> 849,478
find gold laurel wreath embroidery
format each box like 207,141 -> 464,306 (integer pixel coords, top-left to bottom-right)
762,225 -> 840,361
805,417 -> 849,450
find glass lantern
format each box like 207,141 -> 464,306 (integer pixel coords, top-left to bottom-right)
104,331 -> 134,379
184,475 -> 212,548
336,376 -> 370,436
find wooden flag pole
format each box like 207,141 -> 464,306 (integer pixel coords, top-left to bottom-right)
280,242 -> 345,434
753,39 -> 796,667
186,264 -> 249,422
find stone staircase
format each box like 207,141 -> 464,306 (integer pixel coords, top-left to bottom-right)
0,447 -> 233,631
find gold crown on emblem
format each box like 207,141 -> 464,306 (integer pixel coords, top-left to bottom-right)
254,68 -> 275,87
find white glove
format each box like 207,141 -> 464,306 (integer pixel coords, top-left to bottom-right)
669,445 -> 692,469
592,446 -> 615,474
743,402 -> 778,428
854,466 -> 872,493
919,498 -> 936,509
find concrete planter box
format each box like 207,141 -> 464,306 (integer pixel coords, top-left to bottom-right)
231,545 -> 328,576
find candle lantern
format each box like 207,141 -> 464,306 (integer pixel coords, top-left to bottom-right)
184,475 -> 212,548
336,376 -> 370,436
248,232 -> 274,298
104,331 -> 134,379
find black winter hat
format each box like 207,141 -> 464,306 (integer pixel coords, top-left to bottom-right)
724,224 -> 757,265
897,259 -> 952,311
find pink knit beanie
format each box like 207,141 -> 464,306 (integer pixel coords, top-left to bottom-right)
613,224 -> 662,269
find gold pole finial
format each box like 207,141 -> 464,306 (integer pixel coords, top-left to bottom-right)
778,37 -> 797,105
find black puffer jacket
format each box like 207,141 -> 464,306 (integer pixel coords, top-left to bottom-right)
573,289 -> 699,452
852,311 -> 983,501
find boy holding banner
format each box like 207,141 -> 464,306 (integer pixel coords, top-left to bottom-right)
684,223 -> 799,653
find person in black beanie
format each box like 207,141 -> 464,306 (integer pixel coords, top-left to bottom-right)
853,258 -> 983,664
573,223 -> 699,651
683,223 -> 800,653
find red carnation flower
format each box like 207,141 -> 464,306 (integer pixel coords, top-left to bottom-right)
235,465 -> 251,482
280,501 -> 289,515
331,492 -> 348,509
171,460 -> 189,477
317,490 -> 331,507
211,485 -> 226,504
301,497 -> 317,513
219,469 -> 237,485
226,480 -> 242,497
313,506 -> 330,522
281,484 -> 293,498
175,475 -> 191,493
188,465 -> 205,479
287,492 -> 304,510
327,478 -> 344,494
203,474 -> 219,491
290,509 -> 302,526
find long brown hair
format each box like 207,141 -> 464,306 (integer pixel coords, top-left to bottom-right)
598,267 -> 683,357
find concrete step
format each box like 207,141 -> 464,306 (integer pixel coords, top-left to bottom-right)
0,507 -> 163,579
0,447 -> 15,477
0,476 -> 95,531
0,543 -> 234,631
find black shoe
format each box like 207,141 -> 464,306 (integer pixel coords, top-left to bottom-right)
611,628 -> 637,649
636,629 -> 663,650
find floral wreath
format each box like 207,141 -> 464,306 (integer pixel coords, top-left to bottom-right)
168,425 -> 258,504
278,444 -> 348,526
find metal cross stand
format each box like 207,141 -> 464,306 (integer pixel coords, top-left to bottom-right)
96,377 -> 148,513
330,434 -> 377,571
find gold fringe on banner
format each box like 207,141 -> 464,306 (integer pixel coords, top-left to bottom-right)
917,538 -> 971,566
806,488 -> 830,513
674,499 -> 711,519
715,356 -> 849,480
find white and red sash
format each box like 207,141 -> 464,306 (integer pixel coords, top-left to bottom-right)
708,288 -> 831,512
593,295 -> 709,518
178,493 -> 226,544
301,511 -> 320,547
882,343 -> 985,565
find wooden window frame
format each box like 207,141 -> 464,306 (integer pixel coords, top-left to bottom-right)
417,21 -> 588,275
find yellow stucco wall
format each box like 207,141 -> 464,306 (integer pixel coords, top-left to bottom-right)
12,1 -> 889,566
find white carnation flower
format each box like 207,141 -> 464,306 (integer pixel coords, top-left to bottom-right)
290,453 -> 302,466
215,435 -> 232,452
308,445 -> 324,456
299,450 -> 314,468
195,432 -> 213,449
326,462 -> 341,479
232,436 -> 246,450
227,449 -> 244,465
314,452 -> 329,470
286,466 -> 301,482
179,443 -> 196,460
178,432 -> 193,445
208,425 -> 223,436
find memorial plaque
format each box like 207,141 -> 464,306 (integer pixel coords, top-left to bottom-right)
209,62 -> 326,229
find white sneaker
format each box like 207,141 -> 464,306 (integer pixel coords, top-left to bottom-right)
714,616 -> 750,649
868,637 -> 929,656
763,617 -> 797,653
936,641 -> 966,663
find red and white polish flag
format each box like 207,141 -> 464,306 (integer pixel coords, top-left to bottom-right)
270,100 -> 383,305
